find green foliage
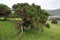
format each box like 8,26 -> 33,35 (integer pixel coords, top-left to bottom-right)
12,3 -> 29,11
51,20 -> 58,24
12,3 -> 49,22
0,3 -> 11,17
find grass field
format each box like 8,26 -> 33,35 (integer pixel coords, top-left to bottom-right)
0,21 -> 60,40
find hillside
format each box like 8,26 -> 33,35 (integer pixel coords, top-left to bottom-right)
48,9 -> 60,16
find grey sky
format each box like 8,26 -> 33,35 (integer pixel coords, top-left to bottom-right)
0,0 -> 60,10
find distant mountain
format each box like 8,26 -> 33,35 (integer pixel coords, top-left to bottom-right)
48,9 -> 60,16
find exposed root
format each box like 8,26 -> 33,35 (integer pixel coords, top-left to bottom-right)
11,25 -> 23,40
18,26 -> 23,40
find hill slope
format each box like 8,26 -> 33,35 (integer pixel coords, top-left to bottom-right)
48,9 -> 60,16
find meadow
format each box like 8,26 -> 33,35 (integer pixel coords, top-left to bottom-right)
0,21 -> 60,40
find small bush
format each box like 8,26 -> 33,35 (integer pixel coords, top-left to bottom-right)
45,23 -> 50,28
51,20 -> 58,24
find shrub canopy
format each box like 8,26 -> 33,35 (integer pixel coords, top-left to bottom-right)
0,4 -> 11,17
12,3 -> 50,30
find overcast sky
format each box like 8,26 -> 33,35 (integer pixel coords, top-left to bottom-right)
0,0 -> 60,10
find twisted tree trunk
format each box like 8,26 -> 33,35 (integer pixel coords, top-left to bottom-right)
18,25 -> 23,40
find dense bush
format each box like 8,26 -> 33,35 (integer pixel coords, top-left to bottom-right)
51,20 -> 58,24
0,3 -> 11,20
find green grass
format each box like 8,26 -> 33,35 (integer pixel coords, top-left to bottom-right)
0,21 -> 60,40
